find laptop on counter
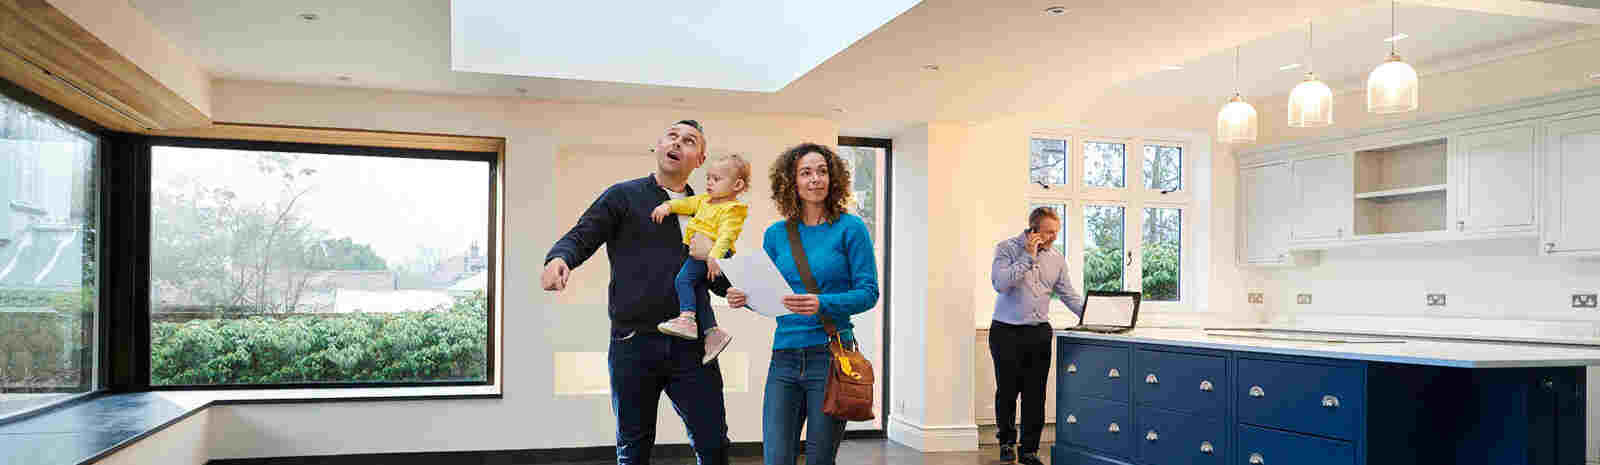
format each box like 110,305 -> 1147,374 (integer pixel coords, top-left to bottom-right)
1062,290 -> 1142,334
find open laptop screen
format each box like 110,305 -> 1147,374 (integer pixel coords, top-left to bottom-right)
1083,293 -> 1138,327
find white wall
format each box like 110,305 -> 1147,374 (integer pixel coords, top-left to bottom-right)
202,80 -> 838,457
97,409 -> 210,465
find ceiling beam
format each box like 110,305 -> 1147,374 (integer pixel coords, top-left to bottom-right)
1405,0 -> 1600,25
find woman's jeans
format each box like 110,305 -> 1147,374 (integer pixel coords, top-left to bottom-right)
763,344 -> 847,465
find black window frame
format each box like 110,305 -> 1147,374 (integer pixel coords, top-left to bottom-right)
0,78 -> 111,424
837,136 -> 891,435
109,135 -> 500,392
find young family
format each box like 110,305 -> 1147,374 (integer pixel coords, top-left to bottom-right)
542,120 -> 880,465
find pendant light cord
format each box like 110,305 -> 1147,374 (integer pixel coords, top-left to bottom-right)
1233,46 -> 1240,95
1391,1 -> 1397,55
1307,21 -> 1314,73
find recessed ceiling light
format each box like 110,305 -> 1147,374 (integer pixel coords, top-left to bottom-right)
922,64 -> 940,71
672,97 -> 687,103
336,75 -> 352,82
1043,6 -> 1069,16
1384,33 -> 1409,42
832,107 -> 846,113
297,13 -> 320,22
514,88 -> 528,94
1161,65 -> 1184,71
1280,63 -> 1302,71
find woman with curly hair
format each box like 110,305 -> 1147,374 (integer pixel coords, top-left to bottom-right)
726,142 -> 880,465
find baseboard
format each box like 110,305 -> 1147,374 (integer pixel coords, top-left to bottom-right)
207,430 -> 884,464
886,416 -> 979,452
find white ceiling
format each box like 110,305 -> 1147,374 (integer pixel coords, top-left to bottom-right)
449,0 -> 920,92
1114,3 -> 1587,99
127,0 -> 1593,136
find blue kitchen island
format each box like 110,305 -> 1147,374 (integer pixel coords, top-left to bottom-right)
1052,328 -> 1600,465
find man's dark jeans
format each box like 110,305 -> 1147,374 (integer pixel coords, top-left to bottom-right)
609,328 -> 730,464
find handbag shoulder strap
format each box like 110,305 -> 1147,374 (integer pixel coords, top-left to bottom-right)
786,220 -> 839,338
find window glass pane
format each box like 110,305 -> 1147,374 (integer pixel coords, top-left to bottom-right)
1083,205 -> 1125,291
1083,141 -> 1126,188
149,146 -> 490,386
1142,208 -> 1182,302
1026,203 -> 1067,256
1029,138 -> 1068,186
839,146 -> 880,243
0,93 -> 99,417
1144,145 -> 1183,192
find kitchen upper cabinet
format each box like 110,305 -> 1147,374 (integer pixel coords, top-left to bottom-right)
1452,125 -> 1538,235
1543,113 -> 1600,256
1240,162 -> 1295,264
1291,154 -> 1353,241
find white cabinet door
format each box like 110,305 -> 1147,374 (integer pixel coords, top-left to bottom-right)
1291,154 -> 1352,241
1544,114 -> 1600,256
1240,162 -> 1293,264
1454,125 -> 1537,234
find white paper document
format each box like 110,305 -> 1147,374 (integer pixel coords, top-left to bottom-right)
716,253 -> 796,318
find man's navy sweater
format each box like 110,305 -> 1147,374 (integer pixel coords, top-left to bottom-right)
546,174 -> 732,334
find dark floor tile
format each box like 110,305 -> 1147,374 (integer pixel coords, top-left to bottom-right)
0,430 -> 143,465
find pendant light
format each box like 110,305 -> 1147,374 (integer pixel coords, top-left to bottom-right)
1288,21 -> 1333,127
1218,46 -> 1258,144
1367,1 -> 1418,114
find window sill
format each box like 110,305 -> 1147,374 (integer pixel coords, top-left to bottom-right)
0,385 -> 501,465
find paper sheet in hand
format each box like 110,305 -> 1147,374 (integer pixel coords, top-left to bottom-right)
717,253 -> 795,318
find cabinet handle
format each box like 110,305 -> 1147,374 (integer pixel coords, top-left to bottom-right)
1249,385 -> 1265,398
1249,452 -> 1265,464
1457,220 -> 1465,232
1107,368 -> 1121,379
1337,227 -> 1343,237
1322,394 -> 1340,408
1146,430 -> 1159,442
1067,364 -> 1077,374
1108,422 -> 1120,433
1145,374 -> 1159,384
1200,441 -> 1214,455
1066,414 -> 1077,424
1199,380 -> 1214,392
1546,242 -> 1557,253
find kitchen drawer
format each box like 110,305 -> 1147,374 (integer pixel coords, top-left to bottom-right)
1237,424 -> 1355,465
1237,357 -> 1363,440
1060,395 -> 1133,458
1136,407 -> 1225,465
1062,343 -> 1131,402
1135,349 -> 1227,417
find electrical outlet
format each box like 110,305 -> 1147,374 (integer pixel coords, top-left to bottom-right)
1574,294 -> 1599,309
1248,292 -> 1264,304
1426,294 -> 1447,307
1296,294 -> 1313,305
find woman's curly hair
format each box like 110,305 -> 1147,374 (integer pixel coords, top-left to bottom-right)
769,142 -> 853,223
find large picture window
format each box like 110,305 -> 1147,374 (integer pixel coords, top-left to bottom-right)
147,140 -> 495,387
0,90 -> 100,418
1027,131 -> 1192,317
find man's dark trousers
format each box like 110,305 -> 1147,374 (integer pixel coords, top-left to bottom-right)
989,320 -> 1053,454
610,328 -> 729,465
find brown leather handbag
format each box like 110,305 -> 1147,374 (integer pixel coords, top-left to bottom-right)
787,221 -> 876,422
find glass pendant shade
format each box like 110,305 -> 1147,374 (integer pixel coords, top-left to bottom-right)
1217,93 -> 1258,144
1367,53 -> 1418,114
1288,72 -> 1334,127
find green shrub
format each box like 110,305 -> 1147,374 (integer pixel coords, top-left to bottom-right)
150,292 -> 488,386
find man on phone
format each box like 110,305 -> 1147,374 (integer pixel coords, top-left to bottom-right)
988,207 -> 1085,465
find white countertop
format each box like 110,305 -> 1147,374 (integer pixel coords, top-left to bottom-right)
1056,327 -> 1600,368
